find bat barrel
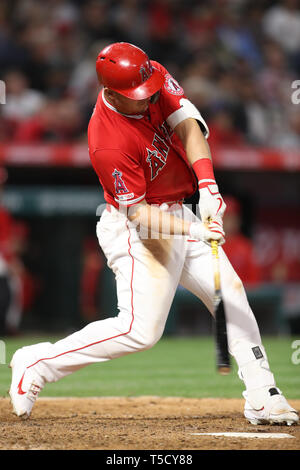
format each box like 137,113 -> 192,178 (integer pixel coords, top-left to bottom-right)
211,240 -> 231,374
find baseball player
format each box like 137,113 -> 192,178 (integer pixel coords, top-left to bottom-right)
9,43 -> 298,425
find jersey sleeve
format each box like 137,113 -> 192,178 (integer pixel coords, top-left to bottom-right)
91,149 -> 146,207
152,60 -> 209,138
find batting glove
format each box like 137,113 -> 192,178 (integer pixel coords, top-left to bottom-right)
189,219 -> 225,246
199,183 -> 226,224
192,158 -> 226,223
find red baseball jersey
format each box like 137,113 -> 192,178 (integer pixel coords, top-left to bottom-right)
88,61 -> 209,209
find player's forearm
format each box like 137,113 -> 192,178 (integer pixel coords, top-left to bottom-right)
127,202 -> 225,245
174,117 -> 212,165
175,117 -> 216,184
174,117 -> 226,224
127,202 -> 191,236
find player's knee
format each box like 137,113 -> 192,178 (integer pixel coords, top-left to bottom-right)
137,335 -> 160,351
133,327 -> 163,351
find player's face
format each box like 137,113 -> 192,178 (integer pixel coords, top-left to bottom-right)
105,89 -> 151,115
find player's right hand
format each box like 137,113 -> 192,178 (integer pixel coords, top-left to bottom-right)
188,219 -> 225,246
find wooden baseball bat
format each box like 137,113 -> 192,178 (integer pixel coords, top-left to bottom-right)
211,240 -> 231,375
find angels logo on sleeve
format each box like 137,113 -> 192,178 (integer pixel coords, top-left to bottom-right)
112,169 -> 129,194
112,169 -> 137,203
164,74 -> 184,96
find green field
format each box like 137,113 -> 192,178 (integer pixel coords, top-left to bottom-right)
0,335 -> 299,399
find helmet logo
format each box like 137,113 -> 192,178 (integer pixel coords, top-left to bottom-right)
140,62 -> 152,83
140,66 -> 149,83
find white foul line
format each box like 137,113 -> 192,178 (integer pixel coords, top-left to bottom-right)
190,432 -> 295,439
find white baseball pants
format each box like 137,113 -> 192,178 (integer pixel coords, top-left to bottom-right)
31,204 -> 276,394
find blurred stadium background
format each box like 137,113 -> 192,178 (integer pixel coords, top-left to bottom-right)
0,0 -> 300,340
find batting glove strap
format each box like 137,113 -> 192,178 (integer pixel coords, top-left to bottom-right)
198,179 -> 216,190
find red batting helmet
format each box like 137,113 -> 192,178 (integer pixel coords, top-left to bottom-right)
96,42 -> 164,100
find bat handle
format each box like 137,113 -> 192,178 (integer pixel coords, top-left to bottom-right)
211,240 -> 221,292
210,239 -> 219,256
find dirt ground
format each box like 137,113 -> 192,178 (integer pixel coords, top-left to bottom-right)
0,397 -> 299,450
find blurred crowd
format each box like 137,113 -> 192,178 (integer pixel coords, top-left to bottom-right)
0,0 -> 299,148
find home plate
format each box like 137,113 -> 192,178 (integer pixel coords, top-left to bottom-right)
191,432 -> 294,439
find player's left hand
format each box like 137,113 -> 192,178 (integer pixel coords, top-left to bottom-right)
189,218 -> 225,246
199,184 -> 226,223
